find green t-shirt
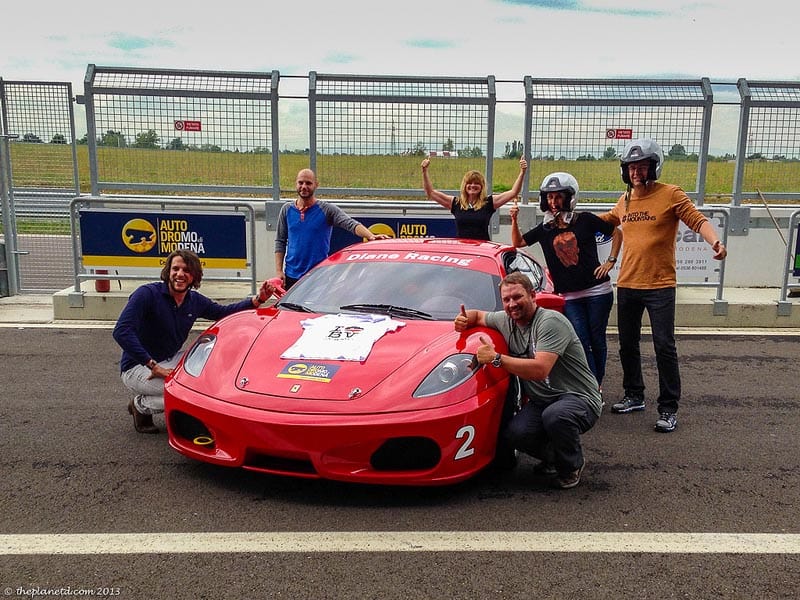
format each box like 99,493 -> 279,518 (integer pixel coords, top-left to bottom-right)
485,307 -> 603,416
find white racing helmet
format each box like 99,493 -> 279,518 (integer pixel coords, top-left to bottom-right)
539,172 -> 579,213
620,138 -> 664,185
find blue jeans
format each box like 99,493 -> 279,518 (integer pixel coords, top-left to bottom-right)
563,291 -> 614,385
616,287 -> 680,413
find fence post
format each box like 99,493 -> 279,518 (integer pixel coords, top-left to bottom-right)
0,134 -> 20,296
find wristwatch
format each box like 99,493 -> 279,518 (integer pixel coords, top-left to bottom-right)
607,256 -> 617,263
491,353 -> 502,368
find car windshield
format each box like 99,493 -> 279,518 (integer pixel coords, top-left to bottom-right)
278,260 -> 502,320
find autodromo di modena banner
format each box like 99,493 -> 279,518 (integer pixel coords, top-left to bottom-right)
79,210 -> 247,269
330,215 -> 458,254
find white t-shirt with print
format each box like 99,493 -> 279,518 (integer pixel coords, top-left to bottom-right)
280,313 -> 405,362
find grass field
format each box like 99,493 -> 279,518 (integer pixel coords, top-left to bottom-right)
7,143 -> 800,201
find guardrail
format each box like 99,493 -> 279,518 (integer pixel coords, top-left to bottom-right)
13,191 -> 74,218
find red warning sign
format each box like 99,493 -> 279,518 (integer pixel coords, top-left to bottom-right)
606,128 -> 633,139
174,120 -> 202,132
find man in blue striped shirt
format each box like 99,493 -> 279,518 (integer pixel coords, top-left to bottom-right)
274,169 -> 387,289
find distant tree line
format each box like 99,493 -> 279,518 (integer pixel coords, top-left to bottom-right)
70,129 -> 275,153
15,132 -> 800,162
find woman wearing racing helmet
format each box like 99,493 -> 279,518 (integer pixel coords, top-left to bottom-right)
510,172 -> 622,387
421,156 -> 528,241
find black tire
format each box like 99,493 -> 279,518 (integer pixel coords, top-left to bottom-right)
488,375 -> 522,471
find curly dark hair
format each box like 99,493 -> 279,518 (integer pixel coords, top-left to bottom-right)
160,250 -> 203,289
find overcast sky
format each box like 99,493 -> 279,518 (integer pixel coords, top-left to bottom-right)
2,0 -> 797,153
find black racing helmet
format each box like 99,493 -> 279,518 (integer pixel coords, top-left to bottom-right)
619,138 -> 664,185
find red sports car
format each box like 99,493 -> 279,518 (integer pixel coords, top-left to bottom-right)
164,238 -> 564,486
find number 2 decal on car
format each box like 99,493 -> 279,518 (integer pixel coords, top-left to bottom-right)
454,425 -> 476,460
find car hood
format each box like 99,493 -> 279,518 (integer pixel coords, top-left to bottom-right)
237,310 -> 457,398
176,308 -> 504,414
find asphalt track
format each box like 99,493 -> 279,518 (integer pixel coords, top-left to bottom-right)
1,325 -> 799,599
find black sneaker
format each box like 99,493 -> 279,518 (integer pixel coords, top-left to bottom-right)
611,395 -> 645,413
532,461 -> 557,478
654,412 -> 677,432
554,458 -> 585,489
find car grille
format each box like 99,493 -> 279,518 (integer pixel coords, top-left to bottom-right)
244,452 -> 317,475
370,437 -> 441,471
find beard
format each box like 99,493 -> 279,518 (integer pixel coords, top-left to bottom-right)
169,277 -> 191,294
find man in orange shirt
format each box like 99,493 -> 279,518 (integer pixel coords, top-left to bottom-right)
601,139 -> 727,433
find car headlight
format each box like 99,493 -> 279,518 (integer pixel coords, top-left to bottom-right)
183,333 -> 217,377
413,353 -> 479,398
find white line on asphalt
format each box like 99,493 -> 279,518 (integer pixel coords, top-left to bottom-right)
0,322 -> 114,329
2,323 -> 799,335
2,532 -> 800,555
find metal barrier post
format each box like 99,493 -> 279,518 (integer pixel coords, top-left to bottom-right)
663,207 -> 729,315
705,208 -> 729,315
778,209 -> 800,316
0,134 -> 21,295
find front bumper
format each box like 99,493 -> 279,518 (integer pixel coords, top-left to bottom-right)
165,381 -> 506,486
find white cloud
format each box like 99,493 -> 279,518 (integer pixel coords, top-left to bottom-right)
2,0 -> 798,152
4,0 -> 799,84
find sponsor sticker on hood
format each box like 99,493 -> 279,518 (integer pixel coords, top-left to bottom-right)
277,361 -> 340,383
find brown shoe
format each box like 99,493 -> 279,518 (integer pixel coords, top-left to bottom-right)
554,458 -> 585,489
127,398 -> 158,434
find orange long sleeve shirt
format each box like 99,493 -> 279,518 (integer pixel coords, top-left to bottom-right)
603,182 -> 708,289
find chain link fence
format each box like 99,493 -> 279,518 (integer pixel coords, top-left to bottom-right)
5,70 -> 800,295
523,78 -> 713,203
733,80 -> 800,203
82,65 -> 280,198
0,79 -> 79,292
0,79 -> 80,193
309,73 -> 495,198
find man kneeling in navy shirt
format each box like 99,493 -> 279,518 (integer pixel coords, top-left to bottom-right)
112,249 -> 277,434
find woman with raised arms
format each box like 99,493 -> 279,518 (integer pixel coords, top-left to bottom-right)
421,156 -> 527,241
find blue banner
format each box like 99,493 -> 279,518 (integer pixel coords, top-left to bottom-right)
330,215 -> 458,254
79,209 -> 247,269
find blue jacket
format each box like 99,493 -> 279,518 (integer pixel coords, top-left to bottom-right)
112,281 -> 253,372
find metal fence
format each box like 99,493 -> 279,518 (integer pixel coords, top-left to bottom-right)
69,196 -> 258,298
3,70 -> 800,297
0,79 -> 79,194
82,65 -> 280,199
779,209 -> 800,313
523,78 -> 713,203
0,79 -> 79,292
733,80 -> 800,204
309,72 -> 495,197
